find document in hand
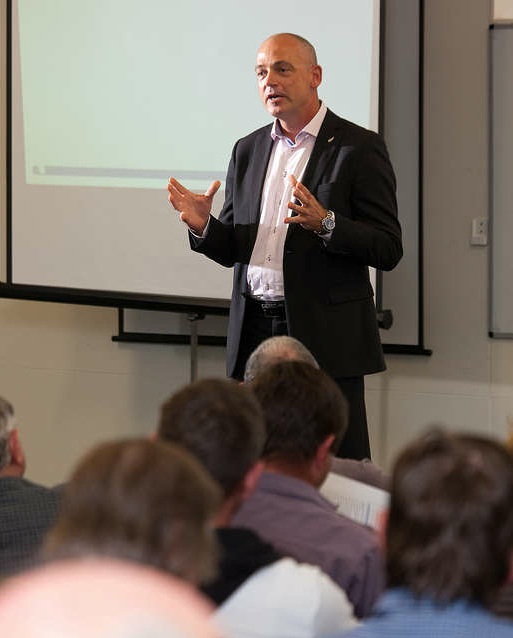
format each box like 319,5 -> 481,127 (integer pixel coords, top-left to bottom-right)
320,472 -> 390,530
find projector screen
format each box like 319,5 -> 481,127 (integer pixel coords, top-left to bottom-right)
6,0 -> 426,353
8,0 -> 380,302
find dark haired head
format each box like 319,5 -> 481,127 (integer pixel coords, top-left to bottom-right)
251,361 -> 348,464
386,428 -> 513,606
158,379 -> 265,498
45,438 -> 220,585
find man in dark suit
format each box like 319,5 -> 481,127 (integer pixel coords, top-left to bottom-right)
167,33 -> 402,459
0,396 -> 60,576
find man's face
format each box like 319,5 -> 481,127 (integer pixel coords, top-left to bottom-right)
255,35 -> 321,126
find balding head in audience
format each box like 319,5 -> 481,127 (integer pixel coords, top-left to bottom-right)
0,558 -> 224,638
243,335 -> 319,383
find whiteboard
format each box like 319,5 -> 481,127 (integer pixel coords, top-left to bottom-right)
490,24 -> 513,337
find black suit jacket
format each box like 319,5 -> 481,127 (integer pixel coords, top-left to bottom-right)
192,109 -> 402,378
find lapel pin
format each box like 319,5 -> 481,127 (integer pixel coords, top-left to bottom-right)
328,136 -> 335,143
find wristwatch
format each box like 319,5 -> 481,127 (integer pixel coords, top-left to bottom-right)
318,210 -> 336,235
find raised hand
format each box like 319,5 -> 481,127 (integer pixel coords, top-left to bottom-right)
167,178 -> 221,235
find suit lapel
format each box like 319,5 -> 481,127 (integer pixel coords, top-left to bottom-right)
250,128 -> 274,223
286,110 -> 344,240
301,109 -> 343,192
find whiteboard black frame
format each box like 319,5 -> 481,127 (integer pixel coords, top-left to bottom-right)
489,23 -> 513,339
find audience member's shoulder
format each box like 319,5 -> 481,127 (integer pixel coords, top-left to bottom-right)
216,556 -> 358,637
0,476 -> 60,501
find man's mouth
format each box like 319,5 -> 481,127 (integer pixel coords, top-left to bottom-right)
267,94 -> 285,103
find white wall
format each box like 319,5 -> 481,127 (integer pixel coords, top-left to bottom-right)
1,0 -> 513,485
367,0 -> 513,465
494,0 -> 513,19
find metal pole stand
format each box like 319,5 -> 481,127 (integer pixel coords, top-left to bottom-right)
187,312 -> 205,381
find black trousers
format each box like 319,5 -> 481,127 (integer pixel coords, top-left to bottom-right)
232,301 -> 371,461
232,298 -> 288,381
332,375 -> 371,460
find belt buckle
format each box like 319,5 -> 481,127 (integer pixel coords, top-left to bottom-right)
261,301 -> 283,319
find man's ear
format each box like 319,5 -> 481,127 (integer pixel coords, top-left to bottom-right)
240,460 -> 264,501
311,434 -> 336,485
8,429 -> 26,476
311,64 -> 322,89
315,434 -> 336,467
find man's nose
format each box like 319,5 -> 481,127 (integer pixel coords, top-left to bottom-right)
264,69 -> 278,87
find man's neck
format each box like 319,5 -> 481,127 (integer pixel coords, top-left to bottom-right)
264,458 -> 320,488
277,100 -> 322,143
213,495 -> 242,528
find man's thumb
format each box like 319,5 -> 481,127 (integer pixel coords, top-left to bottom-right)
205,180 -> 221,198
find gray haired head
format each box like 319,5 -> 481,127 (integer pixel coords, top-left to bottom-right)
0,396 -> 15,470
243,336 -> 319,383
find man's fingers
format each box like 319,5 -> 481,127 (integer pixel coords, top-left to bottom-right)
288,174 -> 298,188
289,175 -> 315,208
205,180 -> 222,198
168,177 -> 187,195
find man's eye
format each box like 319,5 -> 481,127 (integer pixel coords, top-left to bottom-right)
256,70 -> 266,79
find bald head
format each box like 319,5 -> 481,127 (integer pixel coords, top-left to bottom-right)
0,559 -> 224,638
244,336 -> 319,383
259,33 -> 318,65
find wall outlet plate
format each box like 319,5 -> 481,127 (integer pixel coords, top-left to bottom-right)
471,217 -> 488,246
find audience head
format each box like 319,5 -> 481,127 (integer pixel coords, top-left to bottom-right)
243,335 -> 319,383
386,428 -> 513,606
0,558 -> 224,638
44,438 -> 221,585
158,379 -> 265,503
0,395 -> 25,477
251,361 -> 348,480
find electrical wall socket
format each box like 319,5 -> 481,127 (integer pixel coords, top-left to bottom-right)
471,217 -> 488,246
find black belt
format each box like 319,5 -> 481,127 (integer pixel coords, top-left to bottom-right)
244,295 -> 286,319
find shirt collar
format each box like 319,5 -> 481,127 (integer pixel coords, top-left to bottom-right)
271,102 -> 328,143
257,469 -> 337,512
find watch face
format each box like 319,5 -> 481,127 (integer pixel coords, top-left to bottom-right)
323,214 -> 336,232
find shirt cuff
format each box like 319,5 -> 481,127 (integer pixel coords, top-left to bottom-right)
187,217 -> 211,239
